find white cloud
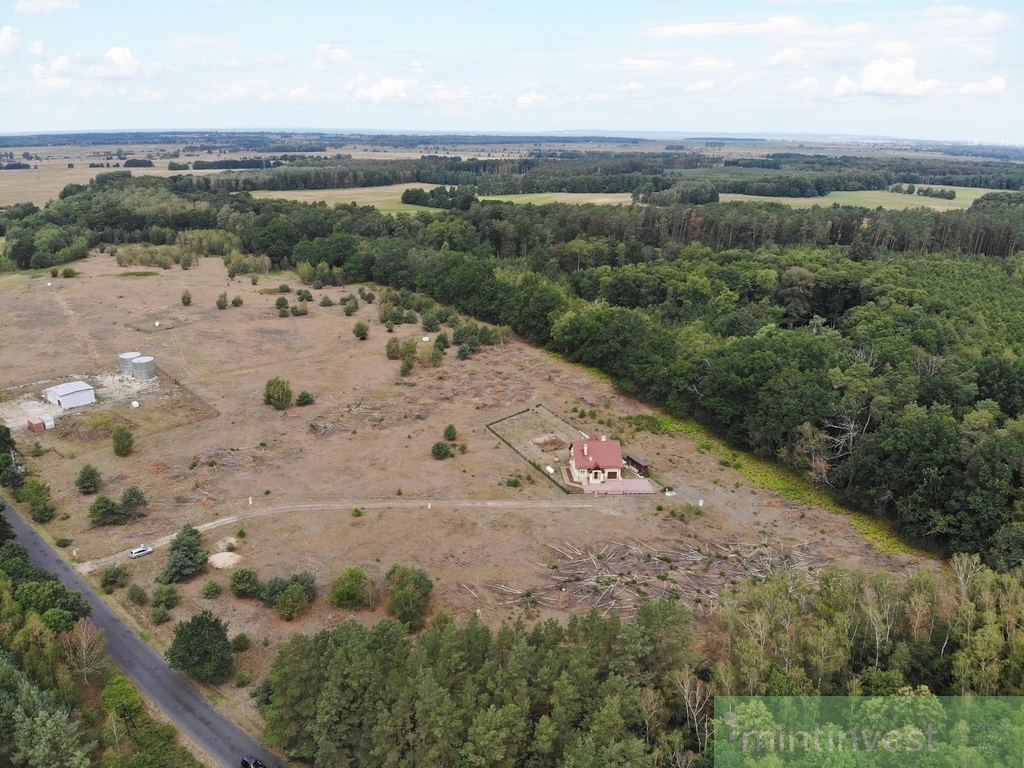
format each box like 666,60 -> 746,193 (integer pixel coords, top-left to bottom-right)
224,58 -> 244,69
314,43 -> 352,70
646,16 -> 806,39
685,57 -> 733,72
874,40 -> 914,56
32,55 -> 71,90
14,0 -> 79,13
789,76 -> 819,94
516,91 -> 548,109
352,77 -> 415,103
959,76 -> 1006,96
428,85 -> 472,102
0,26 -> 20,58
136,88 -> 162,102
585,93 -> 610,102
684,80 -> 715,93
617,82 -> 646,93
833,75 -> 858,96
28,41 -> 43,56
859,57 -> 940,95
619,57 -> 670,71
258,54 -> 288,66
769,47 -> 804,67
172,35 -> 236,50
89,47 -> 140,78
198,81 -> 257,103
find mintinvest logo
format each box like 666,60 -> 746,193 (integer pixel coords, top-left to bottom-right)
714,696 -> 1024,766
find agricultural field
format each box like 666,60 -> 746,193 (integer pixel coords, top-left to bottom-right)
0,249 -> 926,734
720,185 -> 990,210
250,185 -> 635,210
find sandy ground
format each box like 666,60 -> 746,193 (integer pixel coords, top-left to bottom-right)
0,252 -> 929,737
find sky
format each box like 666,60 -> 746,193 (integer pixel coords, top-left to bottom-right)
0,0 -> 1020,143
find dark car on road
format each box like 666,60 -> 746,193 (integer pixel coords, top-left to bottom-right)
241,758 -> 266,768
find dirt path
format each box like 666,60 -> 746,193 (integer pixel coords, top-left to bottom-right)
74,497 -> 603,573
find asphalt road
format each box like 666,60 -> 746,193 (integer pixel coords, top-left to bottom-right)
2,499 -> 287,768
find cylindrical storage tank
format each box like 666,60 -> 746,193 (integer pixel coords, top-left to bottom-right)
118,352 -> 141,376
131,356 -> 156,381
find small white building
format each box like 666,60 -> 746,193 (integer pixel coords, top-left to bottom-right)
43,381 -> 96,409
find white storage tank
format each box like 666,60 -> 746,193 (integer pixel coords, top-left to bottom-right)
118,352 -> 141,376
131,356 -> 156,381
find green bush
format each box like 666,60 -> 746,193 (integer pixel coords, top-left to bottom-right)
75,463 -> 102,493
385,564 -> 433,631
151,605 -> 171,624
181,289 -> 191,306
296,391 -> 315,406
216,292 -> 228,310
62,267 -> 77,278
263,376 -> 293,410
273,583 -> 310,620
278,283 -> 291,293
151,584 -> 180,609
319,295 -> 334,307
400,359 -> 414,376
275,296 -> 288,310
101,564 -> 130,589
327,566 -> 368,608
231,295 -> 243,307
55,537 -> 73,548
31,441 -> 42,457
443,424 -> 457,441
229,567 -> 262,598
156,524 -> 208,584
232,633 -> 251,652
385,337 -> 401,360
353,321 -> 369,340
202,579 -> 222,599
112,425 -> 134,456
128,583 -> 148,605
431,441 -> 452,460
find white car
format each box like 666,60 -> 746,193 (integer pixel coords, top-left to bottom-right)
129,545 -> 154,559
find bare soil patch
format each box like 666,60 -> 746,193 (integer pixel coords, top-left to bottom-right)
0,252 -> 930,737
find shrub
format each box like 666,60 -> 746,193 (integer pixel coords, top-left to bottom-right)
180,252 -> 193,270
156,524 -> 208,584
344,298 -> 358,316
352,508 -> 362,517
231,633 -> 251,652
290,302 -> 309,316
296,289 -> 313,302
385,565 -> 433,631
431,441 -> 452,460
88,494 -> 120,525
353,321 -> 369,340
127,583 -> 148,605
434,332 -> 450,350
151,605 -> 171,624
50,267 -> 59,277
31,504 -> 55,523
55,538 -> 73,548
443,424 -> 457,441
456,344 -> 472,360
112,425 -> 134,456
275,296 -> 288,310
399,359 -> 414,376
319,295 -> 334,307
278,283 -> 291,293
75,464 -> 102,494
296,391 -> 315,406
327,566 -> 368,608
61,266 -> 77,278
263,376 -> 293,410
202,579 -> 222,599
101,564 -> 130,589
181,289 -> 192,306
278,307 -> 289,317
251,275 -> 259,285
31,441 -> 42,457
260,576 -> 289,607
151,584 -> 180,609
385,338 -> 401,359
236,528 -> 246,538
229,567 -> 262,598
273,583 -> 310,620
231,295 -> 243,307
216,292 -> 228,310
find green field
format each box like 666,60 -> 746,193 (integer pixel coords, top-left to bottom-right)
720,186 -> 993,211
250,185 -> 634,212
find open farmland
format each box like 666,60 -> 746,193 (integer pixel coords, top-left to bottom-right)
720,185 -> 990,210
1,250 -> 930,733
251,185 -> 635,210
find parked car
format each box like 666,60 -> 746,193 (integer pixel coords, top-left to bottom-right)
129,545 -> 153,559
241,758 -> 266,768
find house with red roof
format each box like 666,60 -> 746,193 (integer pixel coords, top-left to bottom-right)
569,435 -> 623,485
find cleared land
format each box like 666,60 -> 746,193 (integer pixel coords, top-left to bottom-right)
1,249 -> 928,736
720,186 -> 991,210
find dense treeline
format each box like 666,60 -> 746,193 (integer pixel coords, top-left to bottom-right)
4,175 -> 1024,557
258,553 -> 1024,767
191,158 -> 283,170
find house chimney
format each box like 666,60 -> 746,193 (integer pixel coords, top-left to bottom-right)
583,443 -> 587,456
600,435 -> 607,441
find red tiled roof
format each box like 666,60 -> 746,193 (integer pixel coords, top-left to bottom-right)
570,436 -> 623,471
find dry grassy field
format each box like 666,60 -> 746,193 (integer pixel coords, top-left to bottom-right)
1,248 -> 927,736
720,186 -> 990,211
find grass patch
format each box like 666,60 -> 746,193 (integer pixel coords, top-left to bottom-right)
116,271 -> 159,278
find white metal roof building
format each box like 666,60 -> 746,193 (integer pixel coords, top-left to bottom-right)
43,381 -> 96,409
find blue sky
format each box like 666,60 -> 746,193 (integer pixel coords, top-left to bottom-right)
0,0 -> 1020,142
